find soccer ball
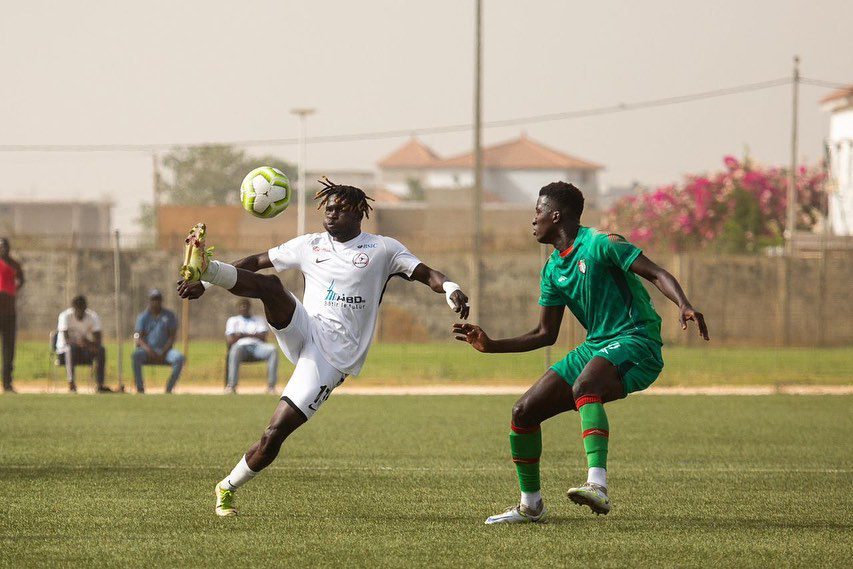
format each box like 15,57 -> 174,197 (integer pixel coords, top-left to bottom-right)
240,167 -> 291,218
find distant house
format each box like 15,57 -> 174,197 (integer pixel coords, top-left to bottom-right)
377,137 -> 441,196
822,85 -> 853,236
377,134 -> 603,207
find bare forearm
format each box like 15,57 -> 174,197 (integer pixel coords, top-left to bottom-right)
231,252 -> 272,273
486,329 -> 555,353
654,270 -> 692,309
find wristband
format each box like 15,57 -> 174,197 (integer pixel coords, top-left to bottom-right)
202,281 -> 212,290
442,281 -> 466,309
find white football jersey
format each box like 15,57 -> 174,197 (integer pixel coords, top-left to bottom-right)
268,232 -> 421,375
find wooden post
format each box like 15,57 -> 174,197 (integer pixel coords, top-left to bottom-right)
181,298 -> 190,360
776,256 -> 791,346
113,230 -> 124,390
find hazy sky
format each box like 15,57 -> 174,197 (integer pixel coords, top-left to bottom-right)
1,0 -> 851,231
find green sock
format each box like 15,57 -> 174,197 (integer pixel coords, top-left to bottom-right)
510,423 -> 542,492
576,395 -> 609,470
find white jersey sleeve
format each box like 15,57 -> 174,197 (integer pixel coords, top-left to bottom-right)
57,309 -> 69,332
225,316 -> 238,337
383,237 -> 421,277
268,235 -> 311,273
89,310 -> 102,333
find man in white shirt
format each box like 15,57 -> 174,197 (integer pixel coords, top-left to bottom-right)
56,295 -> 109,393
177,178 -> 469,517
225,298 -> 278,394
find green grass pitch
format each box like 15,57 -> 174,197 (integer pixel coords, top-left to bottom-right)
2,394 -> 851,567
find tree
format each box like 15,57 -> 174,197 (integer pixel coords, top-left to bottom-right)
156,145 -> 297,205
602,155 -> 827,253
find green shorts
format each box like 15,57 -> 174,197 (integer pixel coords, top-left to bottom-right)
550,335 -> 664,394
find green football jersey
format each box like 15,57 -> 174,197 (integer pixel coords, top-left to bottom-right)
538,226 -> 662,346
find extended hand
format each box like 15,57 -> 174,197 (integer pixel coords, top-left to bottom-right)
177,279 -> 206,300
680,306 -> 710,341
452,323 -> 491,352
450,290 -> 470,320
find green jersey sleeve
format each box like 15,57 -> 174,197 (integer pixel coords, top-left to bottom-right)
596,232 -> 643,271
538,263 -> 564,306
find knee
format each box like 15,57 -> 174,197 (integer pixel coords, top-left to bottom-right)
572,374 -> 600,400
259,274 -> 284,297
511,399 -> 536,427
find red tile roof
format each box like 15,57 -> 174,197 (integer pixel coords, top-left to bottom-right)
432,133 -> 602,171
821,85 -> 853,104
378,137 -> 441,169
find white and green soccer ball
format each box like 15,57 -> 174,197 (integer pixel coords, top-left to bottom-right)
240,166 -> 291,218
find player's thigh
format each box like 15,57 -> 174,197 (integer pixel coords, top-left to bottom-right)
269,297 -> 312,365
587,337 -> 664,397
513,369 -> 576,426
257,276 -> 298,329
573,356 -> 626,403
280,342 -> 346,422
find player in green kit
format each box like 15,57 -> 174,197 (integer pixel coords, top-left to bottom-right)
453,181 -> 709,523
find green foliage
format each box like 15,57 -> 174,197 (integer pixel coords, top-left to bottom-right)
157,145 -> 296,206
405,177 -> 426,201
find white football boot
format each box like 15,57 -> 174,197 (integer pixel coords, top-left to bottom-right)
566,482 -> 611,515
485,501 -> 547,524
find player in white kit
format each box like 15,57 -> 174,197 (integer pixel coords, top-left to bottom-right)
177,179 -> 470,517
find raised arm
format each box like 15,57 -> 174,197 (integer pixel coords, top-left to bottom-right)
629,253 -> 709,341
453,304 -> 564,353
410,263 -> 470,320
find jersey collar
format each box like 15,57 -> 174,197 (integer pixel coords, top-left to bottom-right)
557,226 -> 585,259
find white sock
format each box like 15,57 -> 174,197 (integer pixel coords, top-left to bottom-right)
220,455 -> 257,491
202,260 -> 238,289
587,467 -> 607,488
520,490 -> 541,509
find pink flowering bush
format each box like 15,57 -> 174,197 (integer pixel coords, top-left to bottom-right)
602,155 -> 826,253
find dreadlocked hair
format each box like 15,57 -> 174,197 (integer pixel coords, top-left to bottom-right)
315,176 -> 375,219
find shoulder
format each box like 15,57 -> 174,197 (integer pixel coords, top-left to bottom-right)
86,308 -> 100,320
58,308 -> 72,321
377,234 -> 409,252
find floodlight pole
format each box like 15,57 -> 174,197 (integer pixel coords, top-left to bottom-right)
785,56 -> 800,255
471,0 -> 483,324
291,108 -> 315,237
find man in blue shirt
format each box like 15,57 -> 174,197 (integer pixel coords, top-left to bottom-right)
132,289 -> 184,394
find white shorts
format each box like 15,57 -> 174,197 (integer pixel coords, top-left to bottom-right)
270,297 -> 346,420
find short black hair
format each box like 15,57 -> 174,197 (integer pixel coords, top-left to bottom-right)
71,295 -> 87,308
315,177 -> 375,219
538,182 -> 584,220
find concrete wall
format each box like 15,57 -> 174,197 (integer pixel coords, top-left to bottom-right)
9,246 -> 853,348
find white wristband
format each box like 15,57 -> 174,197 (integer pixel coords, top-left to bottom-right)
201,281 -> 212,290
442,281 -> 464,309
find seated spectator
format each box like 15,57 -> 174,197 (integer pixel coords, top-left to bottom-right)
56,295 -> 110,393
226,299 -> 278,394
132,289 -> 184,394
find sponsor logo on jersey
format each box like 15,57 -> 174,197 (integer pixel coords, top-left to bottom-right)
310,237 -> 321,246
352,253 -> 369,268
315,258 -> 331,264
324,280 -> 366,308
357,243 -> 377,249
578,259 -> 587,274
558,275 -> 568,283
312,246 -> 331,253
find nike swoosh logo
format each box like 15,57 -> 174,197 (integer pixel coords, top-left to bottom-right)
315,258 -> 330,264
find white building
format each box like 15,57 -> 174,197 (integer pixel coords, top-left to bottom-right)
378,134 -> 603,207
822,85 -> 853,235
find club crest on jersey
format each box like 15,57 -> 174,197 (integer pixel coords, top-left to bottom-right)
578,259 -> 587,274
352,253 -> 369,268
